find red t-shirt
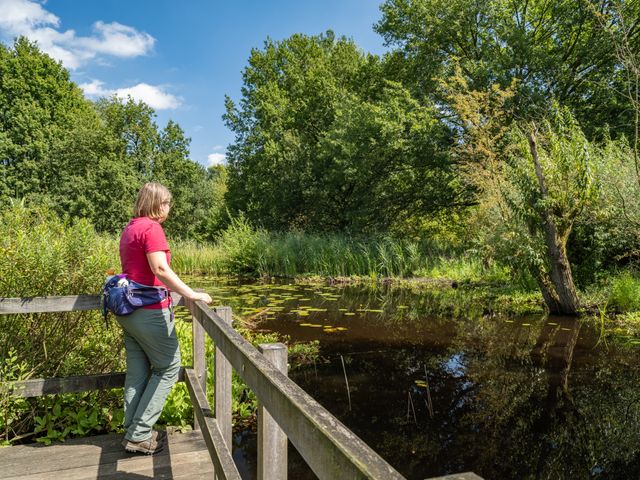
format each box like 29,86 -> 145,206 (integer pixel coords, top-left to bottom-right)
119,217 -> 171,309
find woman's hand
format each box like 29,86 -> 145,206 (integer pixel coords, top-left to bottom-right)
191,292 -> 213,304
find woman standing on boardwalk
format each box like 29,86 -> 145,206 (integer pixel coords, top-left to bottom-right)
117,182 -> 212,454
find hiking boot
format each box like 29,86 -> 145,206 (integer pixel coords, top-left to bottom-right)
121,430 -> 165,455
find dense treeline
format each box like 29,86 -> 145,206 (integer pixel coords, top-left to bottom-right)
0,38 -> 226,240
223,32 -> 466,233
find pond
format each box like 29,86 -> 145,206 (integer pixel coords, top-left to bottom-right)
188,277 -> 640,480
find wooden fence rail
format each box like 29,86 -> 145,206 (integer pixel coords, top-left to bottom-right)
1,294 -> 482,480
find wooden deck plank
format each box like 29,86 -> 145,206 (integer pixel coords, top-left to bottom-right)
3,451 -> 213,480
0,431 -> 214,480
1,435 -> 207,476
1,430 -> 202,460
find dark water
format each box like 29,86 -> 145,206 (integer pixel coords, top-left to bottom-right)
190,277 -> 640,480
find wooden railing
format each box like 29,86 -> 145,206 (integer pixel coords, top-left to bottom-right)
0,294 -> 407,480
1,295 -> 484,480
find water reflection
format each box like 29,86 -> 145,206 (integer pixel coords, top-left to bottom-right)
189,277 -> 640,479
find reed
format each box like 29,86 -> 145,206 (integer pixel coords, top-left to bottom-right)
171,220 -> 508,282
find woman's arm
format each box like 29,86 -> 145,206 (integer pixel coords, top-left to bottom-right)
146,251 -> 212,304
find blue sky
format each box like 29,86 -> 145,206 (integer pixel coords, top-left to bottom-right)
0,0 -> 388,167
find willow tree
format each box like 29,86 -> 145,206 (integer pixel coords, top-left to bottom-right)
508,118 -> 595,314
442,68 -> 604,313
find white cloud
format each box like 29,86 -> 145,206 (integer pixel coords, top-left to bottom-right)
211,145 -> 224,151
78,79 -> 108,96
113,83 -> 180,110
0,0 -> 155,69
80,80 -> 180,110
207,153 -> 226,166
78,21 -> 154,57
0,0 -> 59,31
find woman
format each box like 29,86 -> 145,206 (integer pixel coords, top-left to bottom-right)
117,182 -> 212,454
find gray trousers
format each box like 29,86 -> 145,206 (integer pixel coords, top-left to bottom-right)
116,308 -> 181,442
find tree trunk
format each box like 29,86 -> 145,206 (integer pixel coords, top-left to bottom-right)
533,270 -> 563,314
527,129 -> 580,315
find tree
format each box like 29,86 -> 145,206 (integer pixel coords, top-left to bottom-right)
95,98 -> 226,238
0,37 -> 96,203
375,0 -> 639,139
312,81 -> 460,233
224,31 -> 463,233
0,38 -> 141,233
442,66 -> 604,313
94,96 -> 159,179
0,38 -> 223,238
593,0 -> 640,182
154,121 -> 227,239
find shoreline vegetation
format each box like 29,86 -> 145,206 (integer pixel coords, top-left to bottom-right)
5,202 -> 640,318
3,3 -> 640,474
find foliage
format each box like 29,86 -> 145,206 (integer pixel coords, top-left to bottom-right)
29,392 -> 123,446
443,67 -> 632,307
0,38 -> 95,202
0,349 -> 29,445
0,38 -> 225,239
95,98 -> 228,239
375,0 -> 639,139
215,215 -> 271,274
224,31 -> 464,234
0,203 -> 125,444
0,203 -> 122,375
608,271 -> 640,312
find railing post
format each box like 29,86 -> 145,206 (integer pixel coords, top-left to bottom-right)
215,306 -> 233,456
192,308 -> 206,431
257,343 -> 288,480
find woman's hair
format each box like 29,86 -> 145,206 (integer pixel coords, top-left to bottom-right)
133,182 -> 172,220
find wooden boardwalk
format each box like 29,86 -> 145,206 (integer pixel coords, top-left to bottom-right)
0,430 -> 214,480
0,294 -> 483,480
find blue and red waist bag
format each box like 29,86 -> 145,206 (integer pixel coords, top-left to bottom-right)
101,274 -> 172,327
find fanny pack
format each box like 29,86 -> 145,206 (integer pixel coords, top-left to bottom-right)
101,274 -> 172,327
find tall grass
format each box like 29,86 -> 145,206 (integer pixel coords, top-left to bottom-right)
0,203 -> 124,445
0,203 -> 122,376
171,216 -> 509,282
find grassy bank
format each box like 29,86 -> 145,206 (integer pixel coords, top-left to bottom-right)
171,217 -> 510,282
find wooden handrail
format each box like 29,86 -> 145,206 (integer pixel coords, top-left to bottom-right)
7,370 -> 187,398
7,372 -> 127,397
0,295 -> 103,314
0,293 -> 184,315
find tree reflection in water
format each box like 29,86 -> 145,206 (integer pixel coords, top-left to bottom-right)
293,312 -> 640,479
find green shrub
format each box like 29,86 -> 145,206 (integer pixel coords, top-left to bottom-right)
0,203 -> 123,444
608,271 -> 640,312
215,215 -> 269,275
